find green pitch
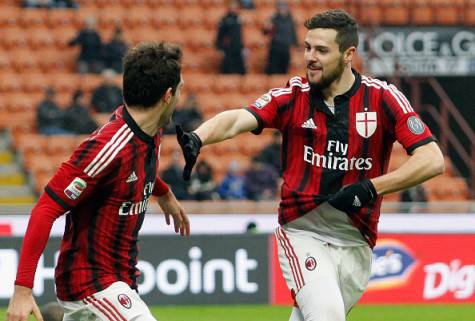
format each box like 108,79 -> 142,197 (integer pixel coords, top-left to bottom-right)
1,304 -> 475,321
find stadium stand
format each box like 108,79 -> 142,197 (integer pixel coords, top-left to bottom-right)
0,0 -> 472,202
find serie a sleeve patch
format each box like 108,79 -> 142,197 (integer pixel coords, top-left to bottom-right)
63,177 -> 87,200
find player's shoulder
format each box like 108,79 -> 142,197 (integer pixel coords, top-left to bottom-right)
360,74 -> 398,92
287,76 -> 309,91
268,76 -> 309,98
75,109 -> 133,156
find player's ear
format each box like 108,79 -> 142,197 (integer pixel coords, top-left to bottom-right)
163,87 -> 173,104
344,46 -> 356,65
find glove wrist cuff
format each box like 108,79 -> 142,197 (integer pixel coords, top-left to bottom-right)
191,132 -> 202,149
365,179 -> 377,199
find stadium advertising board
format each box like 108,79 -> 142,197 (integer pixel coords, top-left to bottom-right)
0,235 -> 269,305
270,234 -> 475,304
359,27 -> 475,76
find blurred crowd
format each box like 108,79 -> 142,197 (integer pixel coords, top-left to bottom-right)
36,69 -> 122,135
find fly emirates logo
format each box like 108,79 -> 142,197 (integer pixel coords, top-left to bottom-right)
119,182 -> 153,216
303,140 -> 373,171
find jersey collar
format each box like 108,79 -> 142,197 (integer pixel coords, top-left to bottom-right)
311,69 -> 361,116
122,105 -> 156,145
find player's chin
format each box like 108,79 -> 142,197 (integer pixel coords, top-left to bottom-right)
307,69 -> 322,84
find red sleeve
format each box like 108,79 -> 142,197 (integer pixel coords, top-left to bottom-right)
152,176 -> 169,197
15,193 -> 65,288
245,77 -> 300,134
382,84 -> 435,154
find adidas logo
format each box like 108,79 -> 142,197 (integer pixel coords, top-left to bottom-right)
352,195 -> 361,207
301,118 -> 317,129
126,171 -> 138,183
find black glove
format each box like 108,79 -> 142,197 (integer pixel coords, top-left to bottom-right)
176,125 -> 202,181
327,179 -> 377,215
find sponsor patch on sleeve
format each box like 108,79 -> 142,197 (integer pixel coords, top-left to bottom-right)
253,93 -> 272,109
64,177 -> 87,200
407,116 -> 425,135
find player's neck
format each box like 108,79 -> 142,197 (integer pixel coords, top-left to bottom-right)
321,68 -> 355,103
126,104 -> 164,137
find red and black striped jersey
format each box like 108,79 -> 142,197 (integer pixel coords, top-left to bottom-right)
246,71 -> 435,247
43,106 -> 164,300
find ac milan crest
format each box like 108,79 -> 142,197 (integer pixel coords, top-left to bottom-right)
118,294 -> 132,309
305,256 -> 317,271
355,112 -> 377,138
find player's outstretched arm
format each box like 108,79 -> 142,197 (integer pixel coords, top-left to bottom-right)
177,109 -> 258,180
7,285 -> 43,321
157,189 -> 190,236
194,109 -> 258,145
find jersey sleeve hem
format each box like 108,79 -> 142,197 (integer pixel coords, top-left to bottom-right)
45,186 -> 71,210
406,136 -> 436,155
245,107 -> 264,135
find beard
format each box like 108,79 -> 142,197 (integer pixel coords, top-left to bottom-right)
308,56 -> 345,91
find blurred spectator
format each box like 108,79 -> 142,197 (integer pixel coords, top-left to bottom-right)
216,0 -> 246,74
22,0 -> 53,8
53,0 -> 78,9
189,160 -> 218,201
102,27 -> 128,73
91,69 -> 123,113
62,90 -> 98,135
245,157 -> 279,200
218,161 -> 247,200
161,150 -> 190,200
23,0 -> 78,8
36,87 -> 72,136
40,302 -> 64,321
263,0 -> 298,74
400,185 -> 428,213
167,93 -> 203,134
240,0 -> 255,9
69,16 -> 103,74
255,131 -> 281,174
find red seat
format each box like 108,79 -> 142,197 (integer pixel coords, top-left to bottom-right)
125,7 -> 154,28
0,7 -> 20,27
433,0 -> 463,25
46,9 -> 78,28
182,73 -> 213,94
184,28 -> 215,50
20,73 -> 49,93
179,6 -> 206,27
27,27 -> 55,50
411,0 -> 435,25
152,6 -> 180,28
19,9 -> 48,28
240,74 -> 270,95
0,73 -> 21,93
0,28 -> 28,49
211,75 -> 242,94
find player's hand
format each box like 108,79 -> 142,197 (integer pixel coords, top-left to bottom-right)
157,190 -> 190,236
327,179 -> 377,215
176,125 -> 202,181
7,285 -> 43,321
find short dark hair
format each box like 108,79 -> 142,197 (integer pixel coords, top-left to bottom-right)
123,42 -> 182,108
304,9 -> 358,53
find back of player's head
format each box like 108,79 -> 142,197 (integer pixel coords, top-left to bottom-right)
40,302 -> 64,321
123,42 -> 182,109
304,9 -> 358,53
